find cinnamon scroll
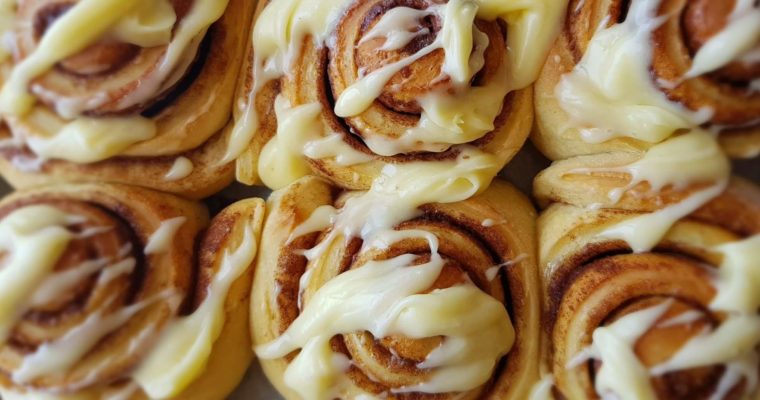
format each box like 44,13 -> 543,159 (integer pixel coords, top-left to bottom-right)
535,172 -> 760,399
0,183 -> 264,399
251,175 -> 540,399
0,0 -> 255,199
533,0 -> 760,160
230,0 -> 568,190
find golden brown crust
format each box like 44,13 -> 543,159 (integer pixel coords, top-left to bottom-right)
236,0 -> 533,189
251,176 -> 540,399
533,0 -> 760,160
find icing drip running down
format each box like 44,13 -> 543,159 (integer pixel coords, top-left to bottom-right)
144,217 -> 187,255
710,235 -> 760,314
528,374 -> 555,400
257,96 -> 372,189
225,0 -> 567,163
556,0 -> 712,144
570,130 -> 731,253
164,157 -> 194,182
0,0 -> 229,164
133,219 -> 260,398
257,147 -> 512,398
685,0 -> 760,78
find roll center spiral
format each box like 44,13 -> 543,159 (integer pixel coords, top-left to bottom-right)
353,1 -> 449,114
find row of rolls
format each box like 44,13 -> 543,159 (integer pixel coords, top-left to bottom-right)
0,0 -> 756,197
0,172 -> 758,399
0,0 -> 757,399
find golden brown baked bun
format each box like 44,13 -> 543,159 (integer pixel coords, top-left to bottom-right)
252,176 -> 540,399
0,183 -> 264,399
0,0 -> 256,199
533,0 -> 760,160
536,177 -> 760,399
231,0 -> 568,190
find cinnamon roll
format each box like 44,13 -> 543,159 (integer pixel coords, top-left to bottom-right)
0,0 -> 255,199
251,174 -> 540,399
230,0 -> 568,190
536,177 -> 760,400
0,183 -> 265,399
533,0 -> 760,160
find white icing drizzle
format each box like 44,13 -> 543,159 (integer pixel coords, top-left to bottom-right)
0,0 -> 144,115
485,253 -> 527,281
133,218 -> 259,398
650,316 -> 760,398
290,147 -> 499,261
302,133 -> 373,167
164,156 -> 194,182
258,96 -> 372,189
556,0 -> 712,144
568,130 -> 731,203
256,252 -> 513,399
568,301 -> 673,400
144,217 -> 186,256
358,7 -> 433,51
0,0 -> 228,164
259,144 -> 510,397
598,182 -> 727,253
574,233 -> 760,400
21,112 -> 157,164
10,154 -> 45,173
112,0 -> 228,111
0,205 -> 84,341
657,310 -> 704,329
644,234 -> 760,399
528,374 -> 555,400
13,290 -> 176,384
29,247 -> 134,308
685,0 -> 760,79
227,0 -> 566,164
710,234 -> 760,314
584,131 -> 730,254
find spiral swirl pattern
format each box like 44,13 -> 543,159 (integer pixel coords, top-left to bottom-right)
252,176 -> 540,399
